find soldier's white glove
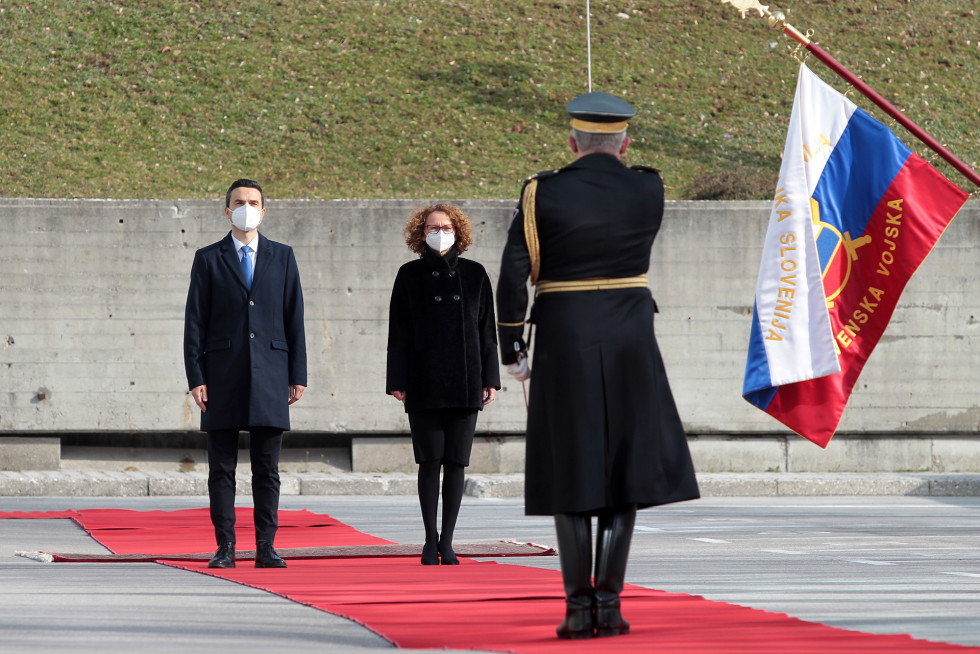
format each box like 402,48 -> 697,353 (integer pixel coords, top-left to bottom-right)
506,353 -> 530,382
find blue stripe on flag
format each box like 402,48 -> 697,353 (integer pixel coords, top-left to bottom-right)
742,301 -> 778,408
812,109 -> 912,239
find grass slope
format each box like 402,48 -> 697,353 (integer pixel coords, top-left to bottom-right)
1,0 -> 977,200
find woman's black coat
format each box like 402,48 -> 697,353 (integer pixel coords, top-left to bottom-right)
386,246 -> 501,413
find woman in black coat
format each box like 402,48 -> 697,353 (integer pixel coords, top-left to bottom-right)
386,203 -> 501,565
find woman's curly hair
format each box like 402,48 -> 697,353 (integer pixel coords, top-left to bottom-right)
403,203 -> 474,257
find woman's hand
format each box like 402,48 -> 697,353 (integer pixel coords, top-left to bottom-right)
483,387 -> 496,406
391,390 -> 407,403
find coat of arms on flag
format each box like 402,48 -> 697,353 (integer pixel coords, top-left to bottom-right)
743,64 -> 970,447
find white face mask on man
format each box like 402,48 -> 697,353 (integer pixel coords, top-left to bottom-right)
425,230 -> 455,253
230,204 -> 263,232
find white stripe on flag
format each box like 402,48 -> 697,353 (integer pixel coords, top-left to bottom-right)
750,65 -> 843,388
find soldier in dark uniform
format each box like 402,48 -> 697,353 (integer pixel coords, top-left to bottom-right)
496,92 -> 700,639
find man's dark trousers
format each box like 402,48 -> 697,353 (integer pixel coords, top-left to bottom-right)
207,427 -> 283,545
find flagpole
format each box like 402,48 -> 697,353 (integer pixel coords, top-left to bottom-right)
719,1 -> 980,189
586,0 -> 593,92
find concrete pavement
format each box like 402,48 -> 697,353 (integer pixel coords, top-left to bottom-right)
2,495 -> 979,652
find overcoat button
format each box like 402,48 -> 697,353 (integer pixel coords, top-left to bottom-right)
249,332 -> 255,338
432,271 -> 439,277
249,300 -> 255,306
434,296 -> 442,302
449,271 -> 456,277
453,294 -> 461,301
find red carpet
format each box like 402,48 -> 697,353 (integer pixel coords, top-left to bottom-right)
5,508 -> 978,653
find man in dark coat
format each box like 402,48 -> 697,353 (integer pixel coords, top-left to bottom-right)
184,178 -> 307,569
497,92 -> 699,639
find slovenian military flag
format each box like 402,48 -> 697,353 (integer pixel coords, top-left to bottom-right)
742,64 -> 969,447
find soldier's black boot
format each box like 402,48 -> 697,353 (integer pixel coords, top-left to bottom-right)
594,505 -> 636,637
554,513 -> 595,639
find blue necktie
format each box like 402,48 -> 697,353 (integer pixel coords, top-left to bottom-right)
240,245 -> 253,290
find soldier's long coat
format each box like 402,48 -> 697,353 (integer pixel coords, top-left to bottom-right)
497,153 -> 699,515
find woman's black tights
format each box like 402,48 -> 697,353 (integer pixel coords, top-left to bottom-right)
418,459 -> 464,564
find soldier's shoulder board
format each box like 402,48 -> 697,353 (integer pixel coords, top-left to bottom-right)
525,168 -> 562,183
630,165 -> 661,175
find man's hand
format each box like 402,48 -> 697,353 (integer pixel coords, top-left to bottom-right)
483,387 -> 496,406
289,385 -> 306,405
505,354 -> 530,382
191,385 -> 208,412
391,390 -> 407,403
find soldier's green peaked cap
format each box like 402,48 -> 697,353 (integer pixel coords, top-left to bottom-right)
566,91 -> 634,133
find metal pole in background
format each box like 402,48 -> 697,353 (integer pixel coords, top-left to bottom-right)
586,0 -> 592,91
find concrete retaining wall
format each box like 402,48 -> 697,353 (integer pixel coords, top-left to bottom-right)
2,198 -> 978,440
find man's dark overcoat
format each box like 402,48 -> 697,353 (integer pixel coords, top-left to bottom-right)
386,246 -> 501,414
497,153 -> 700,516
184,232 -> 307,431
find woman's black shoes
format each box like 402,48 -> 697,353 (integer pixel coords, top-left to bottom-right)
422,538 -> 460,565
438,540 -> 459,565
421,541 -> 440,565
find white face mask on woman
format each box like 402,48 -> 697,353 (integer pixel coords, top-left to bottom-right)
230,204 -> 263,232
426,230 -> 455,253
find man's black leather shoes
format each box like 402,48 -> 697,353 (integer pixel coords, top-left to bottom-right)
255,541 -> 288,568
208,543 -> 235,569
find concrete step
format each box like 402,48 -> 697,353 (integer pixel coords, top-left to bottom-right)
1,471 -> 979,498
